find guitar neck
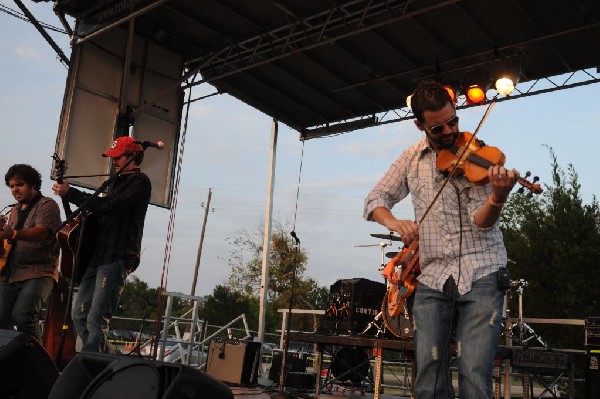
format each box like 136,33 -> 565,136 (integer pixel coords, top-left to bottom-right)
56,178 -> 73,216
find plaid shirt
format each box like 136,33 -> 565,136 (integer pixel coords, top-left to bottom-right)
4,196 -> 61,283
65,171 -> 151,271
364,137 -> 507,295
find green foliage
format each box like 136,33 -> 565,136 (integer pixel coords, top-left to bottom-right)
114,276 -> 189,335
198,285 -> 258,330
500,149 -> 600,349
224,222 -> 329,334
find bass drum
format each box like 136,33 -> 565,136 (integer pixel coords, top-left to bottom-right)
382,291 -> 413,339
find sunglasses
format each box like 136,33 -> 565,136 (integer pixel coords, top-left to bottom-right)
426,115 -> 459,135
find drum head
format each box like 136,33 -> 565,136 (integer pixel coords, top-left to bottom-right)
331,347 -> 369,384
382,291 -> 413,339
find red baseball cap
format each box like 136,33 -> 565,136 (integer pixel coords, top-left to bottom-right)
102,136 -> 143,158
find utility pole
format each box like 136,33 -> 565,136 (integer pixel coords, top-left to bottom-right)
190,188 -> 213,298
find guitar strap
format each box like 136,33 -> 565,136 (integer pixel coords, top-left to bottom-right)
13,193 -> 43,231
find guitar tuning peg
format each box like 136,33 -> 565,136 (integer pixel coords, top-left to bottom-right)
517,187 -> 524,194
533,176 -> 539,182
525,171 -> 531,178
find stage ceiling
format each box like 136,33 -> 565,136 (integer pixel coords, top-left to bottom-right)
50,0 -> 600,138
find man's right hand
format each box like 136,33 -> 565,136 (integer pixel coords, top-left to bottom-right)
385,219 -> 419,244
371,208 -> 418,244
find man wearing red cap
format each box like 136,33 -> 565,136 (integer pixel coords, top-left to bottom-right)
53,136 -> 151,353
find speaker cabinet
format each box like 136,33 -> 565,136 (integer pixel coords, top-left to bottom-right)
49,352 -> 233,399
205,339 -> 261,385
320,278 -> 386,335
0,329 -> 59,398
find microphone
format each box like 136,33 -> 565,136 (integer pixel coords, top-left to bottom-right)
0,204 -> 16,215
290,231 -> 300,244
134,140 -> 164,150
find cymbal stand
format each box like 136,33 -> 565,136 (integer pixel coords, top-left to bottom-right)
361,241 -> 393,338
378,241 -> 391,274
506,279 -> 549,349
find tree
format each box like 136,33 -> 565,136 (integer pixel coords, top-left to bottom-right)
500,149 -> 600,349
199,285 -> 258,332
224,222 -> 329,334
116,276 -> 189,335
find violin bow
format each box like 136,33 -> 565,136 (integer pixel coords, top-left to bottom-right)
418,98 -> 497,225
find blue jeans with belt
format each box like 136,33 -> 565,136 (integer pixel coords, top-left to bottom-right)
413,273 -> 504,399
0,277 -> 54,339
72,260 -> 128,353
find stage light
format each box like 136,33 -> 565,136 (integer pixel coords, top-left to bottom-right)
463,71 -> 491,105
443,86 -> 456,103
406,94 -> 413,109
466,85 -> 486,104
495,78 -> 515,96
494,64 -> 520,96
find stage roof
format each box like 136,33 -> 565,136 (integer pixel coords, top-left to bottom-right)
53,0 -> 600,137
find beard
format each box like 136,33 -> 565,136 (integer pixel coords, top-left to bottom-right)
427,131 -> 460,149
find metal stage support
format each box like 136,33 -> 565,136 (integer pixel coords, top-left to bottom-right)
287,332 -> 581,399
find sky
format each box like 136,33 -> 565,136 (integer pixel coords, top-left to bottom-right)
1,1 -> 599,299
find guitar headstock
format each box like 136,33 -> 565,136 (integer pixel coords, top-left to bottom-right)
517,171 -> 542,196
51,153 -> 68,183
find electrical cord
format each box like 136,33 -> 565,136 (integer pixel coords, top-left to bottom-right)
433,183 -> 464,399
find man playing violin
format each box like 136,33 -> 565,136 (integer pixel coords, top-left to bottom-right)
52,136 -> 151,353
0,164 -> 61,340
364,80 -> 518,398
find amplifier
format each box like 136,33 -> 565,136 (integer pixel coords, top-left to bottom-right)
206,339 -> 261,385
319,278 -> 386,336
511,348 -> 568,372
585,317 -> 600,347
586,350 -> 600,398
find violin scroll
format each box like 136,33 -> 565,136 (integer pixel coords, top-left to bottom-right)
516,171 -> 542,196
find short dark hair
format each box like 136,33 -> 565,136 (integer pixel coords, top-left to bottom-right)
5,164 -> 42,191
411,80 -> 453,123
131,150 -> 144,166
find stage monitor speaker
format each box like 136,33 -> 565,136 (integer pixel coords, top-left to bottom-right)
205,339 -> 261,385
586,350 -> 600,399
0,329 -> 59,399
48,352 -> 232,399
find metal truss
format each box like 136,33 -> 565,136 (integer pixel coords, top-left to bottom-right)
184,0 -> 452,88
301,68 -> 600,140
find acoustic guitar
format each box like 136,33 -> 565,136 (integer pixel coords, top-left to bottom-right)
0,215 -> 13,274
52,154 -> 98,283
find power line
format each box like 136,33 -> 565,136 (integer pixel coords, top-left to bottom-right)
0,4 -> 68,34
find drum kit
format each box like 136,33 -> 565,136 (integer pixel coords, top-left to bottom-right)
353,232 -> 413,339
355,235 -> 545,347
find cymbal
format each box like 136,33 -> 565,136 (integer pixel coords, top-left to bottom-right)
370,233 -> 402,241
385,251 -> 399,258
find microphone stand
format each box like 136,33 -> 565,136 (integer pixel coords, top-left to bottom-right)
52,155 -> 138,365
272,231 -> 301,399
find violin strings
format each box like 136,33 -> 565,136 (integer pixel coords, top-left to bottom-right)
418,98 -> 497,225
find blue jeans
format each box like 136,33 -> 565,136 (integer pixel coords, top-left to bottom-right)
413,273 -> 503,399
72,260 -> 127,353
0,277 -> 54,340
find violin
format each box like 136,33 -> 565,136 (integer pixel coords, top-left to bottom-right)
383,237 -> 420,318
436,132 -> 543,194
383,132 -> 543,321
